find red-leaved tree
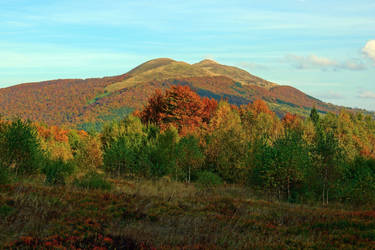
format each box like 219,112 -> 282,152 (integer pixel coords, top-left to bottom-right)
139,85 -> 217,134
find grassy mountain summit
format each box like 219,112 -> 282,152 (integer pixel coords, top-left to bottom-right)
105,58 -> 215,92
106,58 -> 276,93
0,58 -> 370,128
127,58 -> 177,75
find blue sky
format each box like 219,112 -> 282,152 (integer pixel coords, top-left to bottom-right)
1,0 -> 375,111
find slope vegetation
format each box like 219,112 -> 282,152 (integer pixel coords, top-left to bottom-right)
0,58 -> 369,127
194,59 -> 276,88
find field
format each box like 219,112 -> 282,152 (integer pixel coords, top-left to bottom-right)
1,178 -> 374,249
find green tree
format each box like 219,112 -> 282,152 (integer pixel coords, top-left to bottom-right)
102,115 -> 153,177
250,130 -> 309,201
149,126 -> 179,178
272,130 -> 309,201
340,157 -> 375,205
103,132 -> 145,177
250,136 -> 279,197
310,107 -> 320,126
312,127 -> 343,205
176,135 -> 204,182
0,119 -> 45,175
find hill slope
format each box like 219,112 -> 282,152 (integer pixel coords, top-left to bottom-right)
0,58 -> 369,128
194,59 -> 276,89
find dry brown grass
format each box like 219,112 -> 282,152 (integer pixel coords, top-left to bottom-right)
1,178 -> 374,249
105,61 -> 215,92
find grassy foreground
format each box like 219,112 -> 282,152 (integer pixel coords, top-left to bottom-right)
0,179 -> 374,249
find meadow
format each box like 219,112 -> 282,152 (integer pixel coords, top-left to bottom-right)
1,178 -> 375,249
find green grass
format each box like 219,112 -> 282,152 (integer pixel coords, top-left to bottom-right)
0,178 -> 374,249
87,92 -> 111,105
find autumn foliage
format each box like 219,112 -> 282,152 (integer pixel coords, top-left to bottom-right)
1,85 -> 375,249
282,112 -> 302,130
0,85 -> 374,205
139,85 -> 217,134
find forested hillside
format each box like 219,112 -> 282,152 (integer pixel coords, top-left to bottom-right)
1,58 -> 369,129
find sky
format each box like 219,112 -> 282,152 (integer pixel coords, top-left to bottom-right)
1,0 -> 375,111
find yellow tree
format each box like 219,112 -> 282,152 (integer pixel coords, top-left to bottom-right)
205,101 -> 247,183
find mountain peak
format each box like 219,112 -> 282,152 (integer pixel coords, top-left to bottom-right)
148,58 -> 176,63
196,59 -> 218,65
127,58 -> 176,75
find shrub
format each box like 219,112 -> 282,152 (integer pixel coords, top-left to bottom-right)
74,172 -> 112,190
0,164 -> 10,184
196,171 -> 222,187
42,158 -> 75,185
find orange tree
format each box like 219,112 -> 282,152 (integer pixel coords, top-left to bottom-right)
139,85 -> 217,134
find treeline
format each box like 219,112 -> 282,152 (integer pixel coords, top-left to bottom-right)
1,85 -> 375,206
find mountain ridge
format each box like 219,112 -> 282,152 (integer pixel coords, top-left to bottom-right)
0,58 -> 372,128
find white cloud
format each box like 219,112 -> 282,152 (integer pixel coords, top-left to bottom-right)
359,91 -> 375,99
341,60 -> 366,71
286,54 -> 336,70
362,40 -> 375,63
285,54 -> 366,71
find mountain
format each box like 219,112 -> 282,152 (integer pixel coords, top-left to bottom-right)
0,58 -> 370,128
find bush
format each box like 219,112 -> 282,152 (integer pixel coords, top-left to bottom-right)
74,172 -> 112,190
196,171 -> 222,187
42,158 -> 75,185
0,165 -> 10,185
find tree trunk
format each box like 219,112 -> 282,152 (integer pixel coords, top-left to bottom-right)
118,162 -> 121,178
288,175 -> 290,201
188,166 -> 191,183
323,165 -> 329,206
